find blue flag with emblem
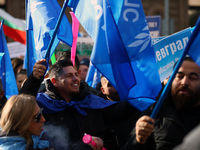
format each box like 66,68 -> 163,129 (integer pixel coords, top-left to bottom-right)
68,0 -> 162,111
0,20 -> 18,98
25,0 -> 73,74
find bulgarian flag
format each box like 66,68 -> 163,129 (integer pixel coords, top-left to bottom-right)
0,8 -> 26,45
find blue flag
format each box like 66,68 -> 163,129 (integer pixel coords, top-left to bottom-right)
0,53 -> 4,65
85,62 -> 101,88
0,21 -> 18,98
187,17 -> 200,65
25,0 -> 73,74
68,0 -> 162,111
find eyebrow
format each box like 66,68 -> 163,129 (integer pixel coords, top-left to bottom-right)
177,71 -> 199,78
62,72 -> 78,76
189,72 -> 200,78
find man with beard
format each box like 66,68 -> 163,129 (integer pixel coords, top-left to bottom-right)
20,59 -> 139,150
122,56 -> 200,150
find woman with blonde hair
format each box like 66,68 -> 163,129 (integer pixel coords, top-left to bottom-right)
0,94 -> 104,150
0,94 -> 52,150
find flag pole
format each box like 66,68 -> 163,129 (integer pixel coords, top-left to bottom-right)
25,0 -> 30,75
0,20 -> 6,93
44,0 -> 69,64
151,18 -> 200,119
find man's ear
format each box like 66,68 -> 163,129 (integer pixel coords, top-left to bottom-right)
78,69 -> 81,74
51,78 -> 57,87
100,87 -> 105,94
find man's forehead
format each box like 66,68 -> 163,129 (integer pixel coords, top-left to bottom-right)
61,66 -> 77,74
179,60 -> 200,74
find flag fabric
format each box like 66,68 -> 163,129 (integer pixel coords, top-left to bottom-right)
24,28 -> 37,75
68,0 -> 162,111
86,62 -> 101,88
0,8 -> 26,45
0,53 -> 4,65
187,17 -> 200,65
0,21 -> 18,98
25,0 -> 73,74
70,11 -> 79,66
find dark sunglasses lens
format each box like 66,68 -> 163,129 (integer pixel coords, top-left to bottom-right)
36,113 -> 42,123
35,109 -> 43,123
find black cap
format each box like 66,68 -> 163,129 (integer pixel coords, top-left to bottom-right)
80,58 -> 90,67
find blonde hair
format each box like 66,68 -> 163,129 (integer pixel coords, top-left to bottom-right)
0,94 -> 37,146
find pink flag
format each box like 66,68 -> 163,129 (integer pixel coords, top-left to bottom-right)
70,11 -> 79,66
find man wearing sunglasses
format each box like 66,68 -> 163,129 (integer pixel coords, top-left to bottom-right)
20,59 -> 140,150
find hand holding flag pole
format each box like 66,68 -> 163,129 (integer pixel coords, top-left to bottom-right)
151,16 -> 200,119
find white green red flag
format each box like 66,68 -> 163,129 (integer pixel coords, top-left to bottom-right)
0,8 -> 26,45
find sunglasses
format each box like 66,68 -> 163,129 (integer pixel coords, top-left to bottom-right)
33,108 -> 43,123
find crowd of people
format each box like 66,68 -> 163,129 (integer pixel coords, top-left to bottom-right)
0,51 -> 200,150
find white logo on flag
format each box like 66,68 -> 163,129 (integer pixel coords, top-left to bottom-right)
30,1 -> 44,13
128,25 -> 151,53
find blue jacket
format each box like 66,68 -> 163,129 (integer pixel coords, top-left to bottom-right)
0,131 -> 49,150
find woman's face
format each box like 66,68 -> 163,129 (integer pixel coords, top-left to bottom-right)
27,104 -> 45,136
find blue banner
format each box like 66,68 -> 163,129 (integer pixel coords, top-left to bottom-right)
153,27 -> 193,82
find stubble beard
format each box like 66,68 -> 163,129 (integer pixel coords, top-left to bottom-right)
172,91 -> 200,110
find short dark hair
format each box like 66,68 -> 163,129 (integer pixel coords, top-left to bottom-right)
173,56 -> 194,69
11,58 -> 24,76
57,51 -> 80,70
17,69 -> 27,76
80,58 -> 90,67
49,59 -> 73,78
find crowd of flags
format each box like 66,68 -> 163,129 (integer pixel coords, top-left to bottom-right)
0,0 -> 200,114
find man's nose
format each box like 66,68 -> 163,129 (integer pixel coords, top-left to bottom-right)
72,74 -> 79,80
181,76 -> 189,86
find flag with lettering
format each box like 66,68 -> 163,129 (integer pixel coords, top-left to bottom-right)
0,21 -> 18,98
153,27 -> 193,82
68,0 -> 162,111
